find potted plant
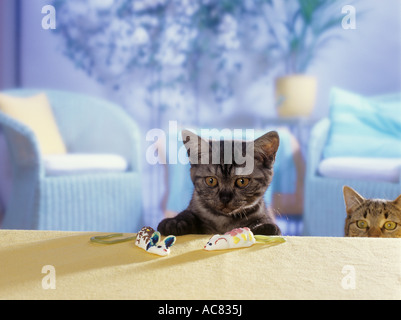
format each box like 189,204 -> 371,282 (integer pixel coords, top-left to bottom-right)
264,0 -> 346,117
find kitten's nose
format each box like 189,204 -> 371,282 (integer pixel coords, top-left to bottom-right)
219,190 -> 233,205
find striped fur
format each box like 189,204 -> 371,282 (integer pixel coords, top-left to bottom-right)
158,131 -> 281,236
343,186 -> 401,238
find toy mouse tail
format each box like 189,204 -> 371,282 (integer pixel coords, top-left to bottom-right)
90,233 -> 136,244
254,235 -> 286,245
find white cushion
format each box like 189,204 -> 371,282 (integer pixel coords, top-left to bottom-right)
318,157 -> 401,183
43,154 -> 128,176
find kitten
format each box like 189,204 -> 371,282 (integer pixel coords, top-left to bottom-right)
157,130 -> 281,236
343,186 -> 401,238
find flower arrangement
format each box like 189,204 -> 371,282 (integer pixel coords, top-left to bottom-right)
54,0 -> 258,122
53,0 -> 349,121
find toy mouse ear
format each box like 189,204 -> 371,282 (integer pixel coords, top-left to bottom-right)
147,231 -> 161,250
214,237 -> 228,249
164,236 -> 176,249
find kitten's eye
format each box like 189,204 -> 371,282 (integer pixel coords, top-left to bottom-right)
235,177 -> 250,188
205,177 -> 218,187
356,220 -> 368,229
383,221 -> 397,230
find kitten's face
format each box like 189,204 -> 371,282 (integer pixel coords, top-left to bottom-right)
183,130 -> 279,216
343,186 -> 401,238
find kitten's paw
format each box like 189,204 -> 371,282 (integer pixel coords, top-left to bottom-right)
157,218 -> 174,236
158,218 -> 191,236
252,223 -> 281,236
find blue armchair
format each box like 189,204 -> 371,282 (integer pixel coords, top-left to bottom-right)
0,89 -> 142,232
303,118 -> 401,237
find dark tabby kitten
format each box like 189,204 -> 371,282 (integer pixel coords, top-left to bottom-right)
343,186 -> 401,238
158,130 -> 281,236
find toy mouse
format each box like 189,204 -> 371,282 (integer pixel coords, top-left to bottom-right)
204,227 -> 285,251
136,226 -> 176,256
90,226 -> 176,257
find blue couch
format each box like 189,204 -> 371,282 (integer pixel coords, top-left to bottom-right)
0,89 -> 142,232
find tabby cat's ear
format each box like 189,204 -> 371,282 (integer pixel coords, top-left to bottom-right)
343,186 -> 365,214
253,131 -> 279,166
393,194 -> 401,209
181,130 -> 210,165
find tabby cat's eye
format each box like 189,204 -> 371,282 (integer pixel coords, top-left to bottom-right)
235,177 -> 250,188
356,220 -> 368,229
205,177 -> 218,187
383,221 -> 397,230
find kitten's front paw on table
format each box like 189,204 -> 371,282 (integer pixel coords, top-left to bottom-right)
158,218 -> 191,236
252,223 -> 282,236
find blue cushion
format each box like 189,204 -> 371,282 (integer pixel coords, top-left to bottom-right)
323,88 -> 401,159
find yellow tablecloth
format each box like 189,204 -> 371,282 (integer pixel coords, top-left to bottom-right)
0,230 -> 400,300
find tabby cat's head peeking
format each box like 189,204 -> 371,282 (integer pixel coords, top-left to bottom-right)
343,186 -> 401,238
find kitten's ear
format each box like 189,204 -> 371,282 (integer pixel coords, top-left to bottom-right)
392,194 -> 401,209
343,186 -> 365,214
182,130 -> 210,165
254,131 -> 279,166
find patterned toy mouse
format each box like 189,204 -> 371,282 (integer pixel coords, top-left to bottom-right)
204,227 -> 285,251
90,226 -> 176,257
136,226 -> 176,256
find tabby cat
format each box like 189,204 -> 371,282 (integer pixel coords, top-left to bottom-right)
343,186 -> 401,238
157,130 -> 281,236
